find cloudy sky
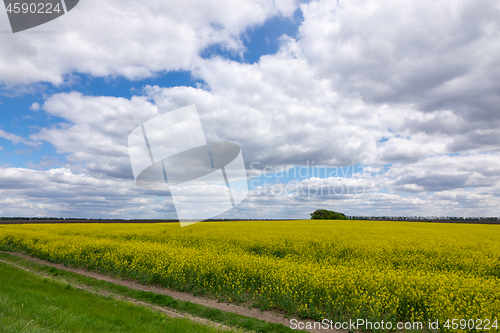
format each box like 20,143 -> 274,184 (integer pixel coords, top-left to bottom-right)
1,0 -> 499,219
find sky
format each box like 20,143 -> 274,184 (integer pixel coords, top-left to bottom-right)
0,0 -> 499,219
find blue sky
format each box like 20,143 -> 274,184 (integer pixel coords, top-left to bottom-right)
1,0 -> 499,219
1,10 -> 302,168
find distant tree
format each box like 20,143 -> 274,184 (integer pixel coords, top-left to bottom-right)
310,209 -> 348,220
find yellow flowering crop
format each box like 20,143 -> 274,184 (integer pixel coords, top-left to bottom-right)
0,220 -> 498,332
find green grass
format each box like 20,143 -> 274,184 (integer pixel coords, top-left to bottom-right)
0,258 -> 227,333
0,252 -> 303,333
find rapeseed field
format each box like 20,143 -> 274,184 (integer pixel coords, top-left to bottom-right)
0,220 -> 498,332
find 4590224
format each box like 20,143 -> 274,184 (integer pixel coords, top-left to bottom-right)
443,319 -> 498,330
5,2 -> 62,14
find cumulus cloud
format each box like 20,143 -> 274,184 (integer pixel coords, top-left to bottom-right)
297,0 -> 500,151
31,92 -> 158,178
0,166 -> 176,218
0,0 -> 297,86
144,55 -> 391,169
29,102 -> 40,111
231,178 -> 428,218
229,159 -> 500,218
298,1 -> 500,102
16,32 -> 499,217
0,129 -> 40,147
386,153 -> 500,192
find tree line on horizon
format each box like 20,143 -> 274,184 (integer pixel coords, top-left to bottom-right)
1,215 -> 499,221
309,210 -> 500,221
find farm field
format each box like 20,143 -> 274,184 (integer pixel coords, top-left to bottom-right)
0,220 -> 499,332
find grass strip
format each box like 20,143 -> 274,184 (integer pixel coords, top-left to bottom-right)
0,259 -> 229,333
0,252 -> 303,333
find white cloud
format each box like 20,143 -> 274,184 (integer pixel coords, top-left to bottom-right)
297,0 -> 500,127
145,55 -> 392,168
0,0 -> 297,86
29,102 -> 40,111
31,92 -> 158,178
0,166 -> 176,218
16,31 -> 499,217
376,133 -> 454,163
0,129 -> 40,147
228,155 -> 500,218
386,153 -> 500,192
